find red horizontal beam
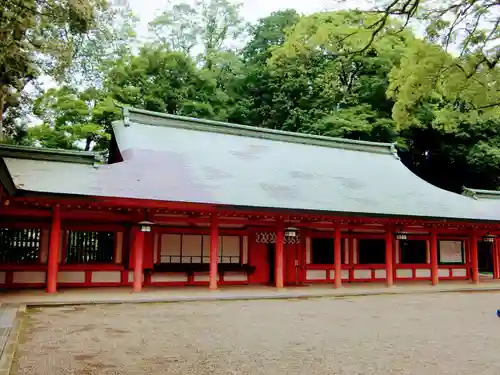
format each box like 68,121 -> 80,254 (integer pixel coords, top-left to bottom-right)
9,196 -> 500,231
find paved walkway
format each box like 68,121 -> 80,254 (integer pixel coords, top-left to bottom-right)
2,280 -> 500,306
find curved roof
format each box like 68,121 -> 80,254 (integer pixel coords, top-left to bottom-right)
2,107 -> 498,221
107,107 -> 495,221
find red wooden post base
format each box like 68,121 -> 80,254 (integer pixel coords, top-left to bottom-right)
133,230 -> 145,292
334,226 -> 342,288
494,240 -> 500,280
209,215 -> 219,290
385,230 -> 393,287
275,221 -> 284,289
471,232 -> 479,284
47,206 -> 61,294
430,231 -> 438,286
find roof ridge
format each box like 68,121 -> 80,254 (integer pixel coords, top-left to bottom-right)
121,106 -> 398,156
0,144 -> 99,165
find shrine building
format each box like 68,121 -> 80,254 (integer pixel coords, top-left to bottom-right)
1,107 -> 500,293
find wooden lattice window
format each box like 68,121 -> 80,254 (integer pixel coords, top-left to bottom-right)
0,227 -> 41,264
159,234 -> 242,264
65,231 -> 115,264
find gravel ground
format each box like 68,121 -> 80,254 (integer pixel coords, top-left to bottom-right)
11,293 -> 500,375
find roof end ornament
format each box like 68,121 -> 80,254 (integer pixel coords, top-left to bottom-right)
462,187 -> 478,199
122,106 -> 130,127
390,143 -> 400,160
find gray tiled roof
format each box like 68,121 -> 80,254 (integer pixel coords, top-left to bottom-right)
2,107 -> 499,221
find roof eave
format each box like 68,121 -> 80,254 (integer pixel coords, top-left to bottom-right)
462,186 -> 500,200
0,144 -> 100,165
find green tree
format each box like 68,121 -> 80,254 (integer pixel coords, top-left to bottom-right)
104,45 -> 228,119
353,1 -> 500,120
149,0 -> 245,69
227,10 -> 301,126
262,11 -> 406,139
29,86 -> 118,151
0,0 -> 136,139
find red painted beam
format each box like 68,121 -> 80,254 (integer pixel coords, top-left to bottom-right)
275,219 -> 284,289
470,231 -> 479,284
385,229 -> 394,287
209,215 -> 219,290
334,226 -> 342,288
47,206 -> 61,294
430,230 -> 438,286
133,230 -> 145,292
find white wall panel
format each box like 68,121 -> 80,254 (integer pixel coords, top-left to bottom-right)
306,269 -> 326,280
438,268 -> 450,277
13,271 -> 46,284
416,269 -> 431,278
374,269 -> 387,279
91,271 -> 121,283
58,271 -> 85,283
396,269 -> 412,278
354,269 -> 371,279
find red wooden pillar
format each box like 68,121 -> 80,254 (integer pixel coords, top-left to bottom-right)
491,238 -> 499,280
385,229 -> 393,287
275,220 -> 284,289
133,230 -> 145,292
334,225 -> 342,288
430,230 -> 438,286
209,215 -> 219,290
47,205 -> 61,294
471,231 -> 479,284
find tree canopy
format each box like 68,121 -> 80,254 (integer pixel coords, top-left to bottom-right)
3,0 -> 500,193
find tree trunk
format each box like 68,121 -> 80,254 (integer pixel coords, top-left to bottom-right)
0,92 -> 4,141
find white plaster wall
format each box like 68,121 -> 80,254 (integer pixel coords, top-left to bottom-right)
396,269 -> 412,278
91,271 -> 121,283
452,268 -> 467,277
354,269 -> 371,279
352,240 -> 358,264
223,272 -> 248,282
151,273 -> 188,282
416,269 -> 431,278
0,271 -> 6,284
13,271 -> 46,284
57,271 -> 85,283
306,269 -> 326,280
374,269 -> 387,279
438,268 -> 450,278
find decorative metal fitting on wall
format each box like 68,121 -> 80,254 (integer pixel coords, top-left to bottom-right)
255,232 -> 301,244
